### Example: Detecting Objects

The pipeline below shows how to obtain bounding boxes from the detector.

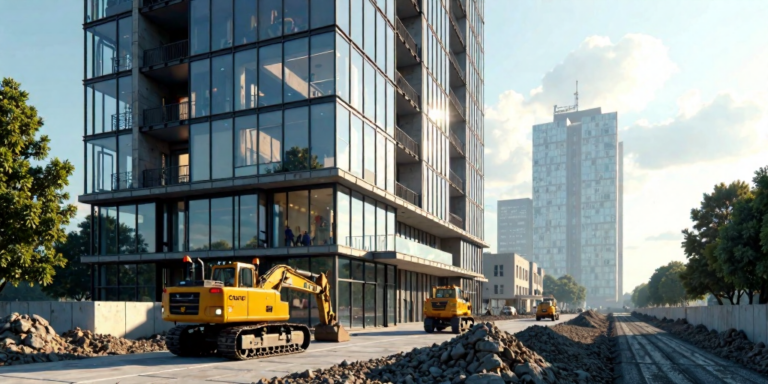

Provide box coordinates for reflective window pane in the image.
[137,203,156,253]
[386,82,395,135]
[364,0,375,59]
[87,0,130,23]
[364,123,375,183]
[283,107,309,171]
[235,115,258,176]
[210,197,233,250]
[350,49,363,111]
[260,0,283,39]
[117,17,132,72]
[310,33,335,98]
[365,283,375,327]
[273,192,287,247]
[118,205,136,254]
[364,62,375,120]
[190,0,210,55]
[376,73,385,128]
[258,111,283,173]
[311,103,335,169]
[239,194,259,249]
[364,197,375,250]
[336,188,350,248]
[212,0,233,50]
[234,0,258,45]
[350,114,363,178]
[311,0,334,29]
[310,189,334,245]
[86,137,116,193]
[88,80,117,134]
[351,0,363,47]
[352,282,363,328]
[211,119,233,179]
[376,202,386,250]
[235,49,257,111]
[284,38,309,103]
[86,21,116,78]
[117,76,132,130]
[351,192,363,247]
[284,0,309,34]
[188,199,210,251]
[336,104,350,171]
[288,190,310,245]
[386,26,394,80]
[386,140,394,192]
[376,132,385,189]
[191,59,210,117]
[117,134,133,189]
[338,280,351,327]
[259,44,282,106]
[212,55,233,114]
[191,122,210,181]
[337,0,350,36]
[171,202,186,252]
[335,34,350,102]
[376,14,385,71]
[99,206,118,255]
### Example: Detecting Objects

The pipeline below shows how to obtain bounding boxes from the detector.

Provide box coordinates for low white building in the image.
[482,253,545,313]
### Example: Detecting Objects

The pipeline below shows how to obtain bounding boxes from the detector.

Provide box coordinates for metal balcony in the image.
[396,72,421,108]
[143,40,189,68]
[111,111,133,131]
[396,127,420,158]
[142,165,190,188]
[111,172,134,191]
[449,13,466,49]
[449,51,465,82]
[449,213,464,229]
[143,101,190,126]
[396,182,420,206]
[112,55,132,72]
[449,169,464,192]
[449,131,465,155]
[449,90,466,120]
[396,17,421,60]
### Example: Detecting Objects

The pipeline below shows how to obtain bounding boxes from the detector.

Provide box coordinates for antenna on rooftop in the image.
[553,80,580,115]
[574,80,579,111]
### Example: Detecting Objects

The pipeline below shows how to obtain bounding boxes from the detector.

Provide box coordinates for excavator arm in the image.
[256,265,349,342]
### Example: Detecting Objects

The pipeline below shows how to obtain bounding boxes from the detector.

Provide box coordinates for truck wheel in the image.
[536,317,540,321]
[424,317,435,333]
[450,317,461,334]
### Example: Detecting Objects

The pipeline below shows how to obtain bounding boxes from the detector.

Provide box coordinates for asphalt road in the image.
[0,315,576,384]
[615,314,768,384]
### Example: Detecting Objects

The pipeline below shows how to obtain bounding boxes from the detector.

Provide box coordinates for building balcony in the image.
[142,165,190,188]
[112,55,132,73]
[111,111,133,131]
[449,169,464,193]
[395,126,420,159]
[395,17,421,62]
[453,0,467,17]
[449,13,466,52]
[449,51,465,83]
[395,71,421,110]
[142,101,190,127]
[393,236,453,266]
[111,172,135,191]
[449,212,464,229]
[396,182,420,206]
[143,40,189,68]
[449,90,466,121]
[449,130,465,157]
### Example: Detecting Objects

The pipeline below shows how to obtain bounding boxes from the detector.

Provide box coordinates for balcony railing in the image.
[143,40,189,67]
[449,13,466,48]
[143,165,190,188]
[395,126,420,157]
[111,111,133,131]
[143,101,190,126]
[449,169,464,191]
[343,235,395,252]
[449,213,464,229]
[396,182,420,206]
[449,90,466,120]
[449,131,465,155]
[111,171,134,191]
[396,72,421,107]
[449,51,465,80]
[395,17,421,58]
[394,237,453,265]
[112,55,132,72]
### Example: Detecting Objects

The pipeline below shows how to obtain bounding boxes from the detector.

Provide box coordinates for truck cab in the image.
[536,296,559,321]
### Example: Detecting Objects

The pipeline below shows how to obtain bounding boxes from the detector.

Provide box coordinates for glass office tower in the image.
[81,0,485,329]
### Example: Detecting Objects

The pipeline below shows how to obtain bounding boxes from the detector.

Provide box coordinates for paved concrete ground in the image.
[0,316,575,384]
[615,314,768,384]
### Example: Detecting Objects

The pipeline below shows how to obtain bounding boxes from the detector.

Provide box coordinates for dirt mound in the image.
[0,313,166,366]
[256,322,568,384]
[634,311,768,375]
[475,314,536,322]
[514,313,615,383]
[564,310,608,329]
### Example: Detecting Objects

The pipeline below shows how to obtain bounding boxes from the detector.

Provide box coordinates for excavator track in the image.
[217,322,311,361]
[166,324,218,357]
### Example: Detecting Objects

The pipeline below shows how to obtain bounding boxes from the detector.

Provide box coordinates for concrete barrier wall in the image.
[636,304,768,346]
[0,301,173,339]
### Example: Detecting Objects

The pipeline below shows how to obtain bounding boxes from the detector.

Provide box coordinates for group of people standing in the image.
[284,225,312,247]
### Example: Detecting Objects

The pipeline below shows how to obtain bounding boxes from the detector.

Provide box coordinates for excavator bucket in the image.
[314,323,350,342]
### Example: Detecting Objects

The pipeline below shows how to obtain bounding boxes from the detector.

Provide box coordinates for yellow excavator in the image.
[161,256,349,360]
[423,285,474,334]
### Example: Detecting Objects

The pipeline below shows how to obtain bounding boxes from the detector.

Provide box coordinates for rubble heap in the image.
[475,314,536,322]
[634,312,768,374]
[257,322,567,384]
[513,311,615,384]
[0,313,166,366]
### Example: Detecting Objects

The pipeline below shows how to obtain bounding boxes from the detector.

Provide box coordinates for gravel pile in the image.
[634,311,768,374]
[513,311,615,384]
[476,314,536,322]
[0,313,167,366]
[256,322,567,384]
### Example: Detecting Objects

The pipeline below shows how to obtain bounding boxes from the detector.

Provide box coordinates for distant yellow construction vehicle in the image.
[161,256,349,360]
[423,285,474,334]
[536,295,559,321]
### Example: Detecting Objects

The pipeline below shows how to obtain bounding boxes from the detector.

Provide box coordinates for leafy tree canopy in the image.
[0,78,77,294]
[42,217,92,301]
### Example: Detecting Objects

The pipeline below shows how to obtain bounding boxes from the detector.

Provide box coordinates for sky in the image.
[1,1,767,296]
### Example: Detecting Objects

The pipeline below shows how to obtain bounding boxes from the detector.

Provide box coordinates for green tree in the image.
[542,274,558,297]
[545,274,586,310]
[0,78,77,294]
[42,217,93,301]
[680,181,750,305]
[659,262,688,306]
[631,283,651,308]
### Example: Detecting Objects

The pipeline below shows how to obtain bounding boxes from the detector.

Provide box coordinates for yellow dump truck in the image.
[162,256,348,360]
[423,285,474,334]
[536,295,559,321]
